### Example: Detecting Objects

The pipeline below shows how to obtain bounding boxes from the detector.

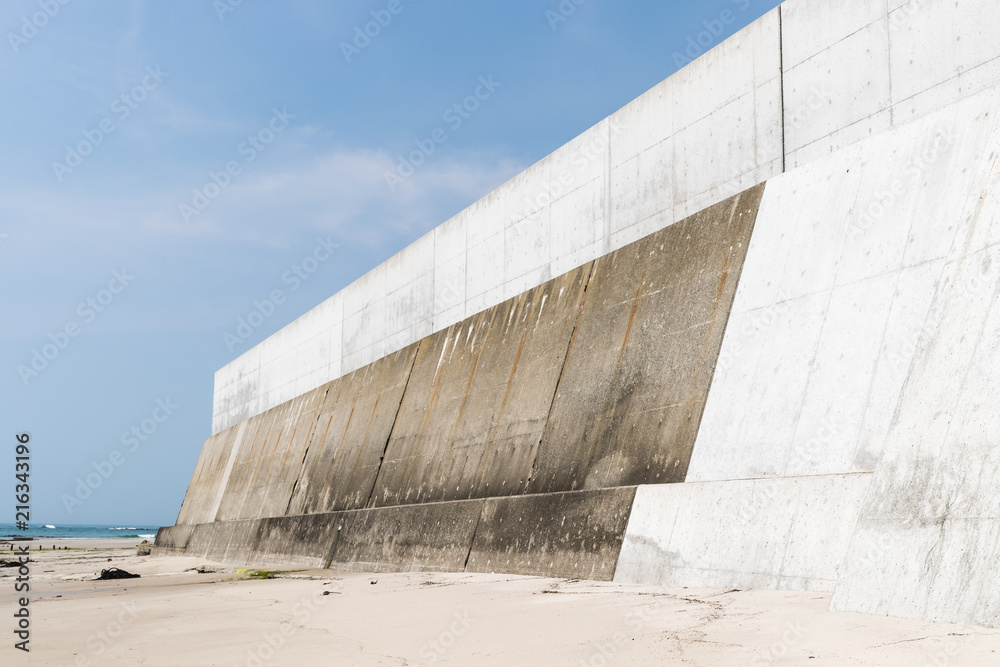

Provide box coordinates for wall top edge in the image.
[213,4,785,380]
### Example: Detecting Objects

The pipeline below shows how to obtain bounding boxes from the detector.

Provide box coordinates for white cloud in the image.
[165,146,525,248]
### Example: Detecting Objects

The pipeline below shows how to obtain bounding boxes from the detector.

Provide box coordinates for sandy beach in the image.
[0,538,998,665]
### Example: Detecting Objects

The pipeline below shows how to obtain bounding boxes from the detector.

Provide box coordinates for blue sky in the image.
[0,0,782,527]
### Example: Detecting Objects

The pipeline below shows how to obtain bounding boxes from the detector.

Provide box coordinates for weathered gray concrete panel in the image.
[175,426,240,525]
[370,267,591,507]
[286,345,418,514]
[157,488,633,581]
[215,388,327,521]
[531,185,764,493]
[329,500,484,573]
[251,514,343,568]
[466,487,636,581]
[152,524,195,556]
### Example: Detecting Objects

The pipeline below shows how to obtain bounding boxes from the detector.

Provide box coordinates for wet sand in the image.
[2,539,1000,665]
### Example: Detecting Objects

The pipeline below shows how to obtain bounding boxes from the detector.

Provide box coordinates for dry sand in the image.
[2,539,999,666]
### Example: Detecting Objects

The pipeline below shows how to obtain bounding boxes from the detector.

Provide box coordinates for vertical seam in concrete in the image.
[364,342,421,509]
[885,0,894,126]
[282,385,333,516]
[463,504,484,570]
[447,315,495,447]
[778,5,786,173]
[210,421,248,522]
[527,261,596,488]
[609,486,639,581]
[604,120,613,254]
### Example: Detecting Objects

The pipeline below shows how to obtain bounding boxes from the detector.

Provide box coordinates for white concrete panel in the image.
[781,0,886,69]
[465,230,505,304]
[786,109,893,169]
[692,291,828,480]
[784,19,891,156]
[888,0,1000,105]
[434,253,466,316]
[501,156,551,233]
[383,232,433,296]
[433,215,466,264]
[669,11,779,130]
[548,178,604,262]
[689,87,1000,482]
[504,213,550,284]
[892,55,1000,127]
[831,125,1000,626]
[615,474,871,591]
[609,80,672,166]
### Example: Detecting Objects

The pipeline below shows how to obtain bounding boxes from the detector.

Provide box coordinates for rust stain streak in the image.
[449,313,495,447]
[278,423,300,473]
[496,303,531,427]
[419,366,446,440]
[528,263,596,488]
[617,269,647,365]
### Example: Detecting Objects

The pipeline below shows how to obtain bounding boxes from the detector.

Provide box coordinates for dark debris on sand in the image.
[96,567,140,580]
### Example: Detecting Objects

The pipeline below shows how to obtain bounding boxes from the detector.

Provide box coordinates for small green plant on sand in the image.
[235,568,279,579]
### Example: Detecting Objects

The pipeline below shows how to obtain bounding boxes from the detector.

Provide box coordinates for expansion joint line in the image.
[526,262,596,487]
[282,385,333,516]
[778,5,786,173]
[363,342,421,509]
[462,508,483,570]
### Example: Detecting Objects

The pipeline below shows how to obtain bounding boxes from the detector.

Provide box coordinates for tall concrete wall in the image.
[163,185,764,582]
[829,114,1000,627]
[213,0,1000,435]
[613,84,1000,627]
[176,185,763,522]
[162,0,1000,631]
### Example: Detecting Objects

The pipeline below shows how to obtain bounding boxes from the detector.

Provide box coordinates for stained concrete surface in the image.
[466,487,637,581]
[531,184,763,493]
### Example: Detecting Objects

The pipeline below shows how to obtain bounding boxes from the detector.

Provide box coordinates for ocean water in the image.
[0,523,158,540]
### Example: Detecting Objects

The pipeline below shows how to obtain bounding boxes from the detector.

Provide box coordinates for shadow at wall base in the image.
[153,486,636,581]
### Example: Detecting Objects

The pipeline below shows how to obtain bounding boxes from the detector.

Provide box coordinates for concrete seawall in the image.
[212,0,1000,435]
[164,185,764,581]
[162,0,1000,629]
